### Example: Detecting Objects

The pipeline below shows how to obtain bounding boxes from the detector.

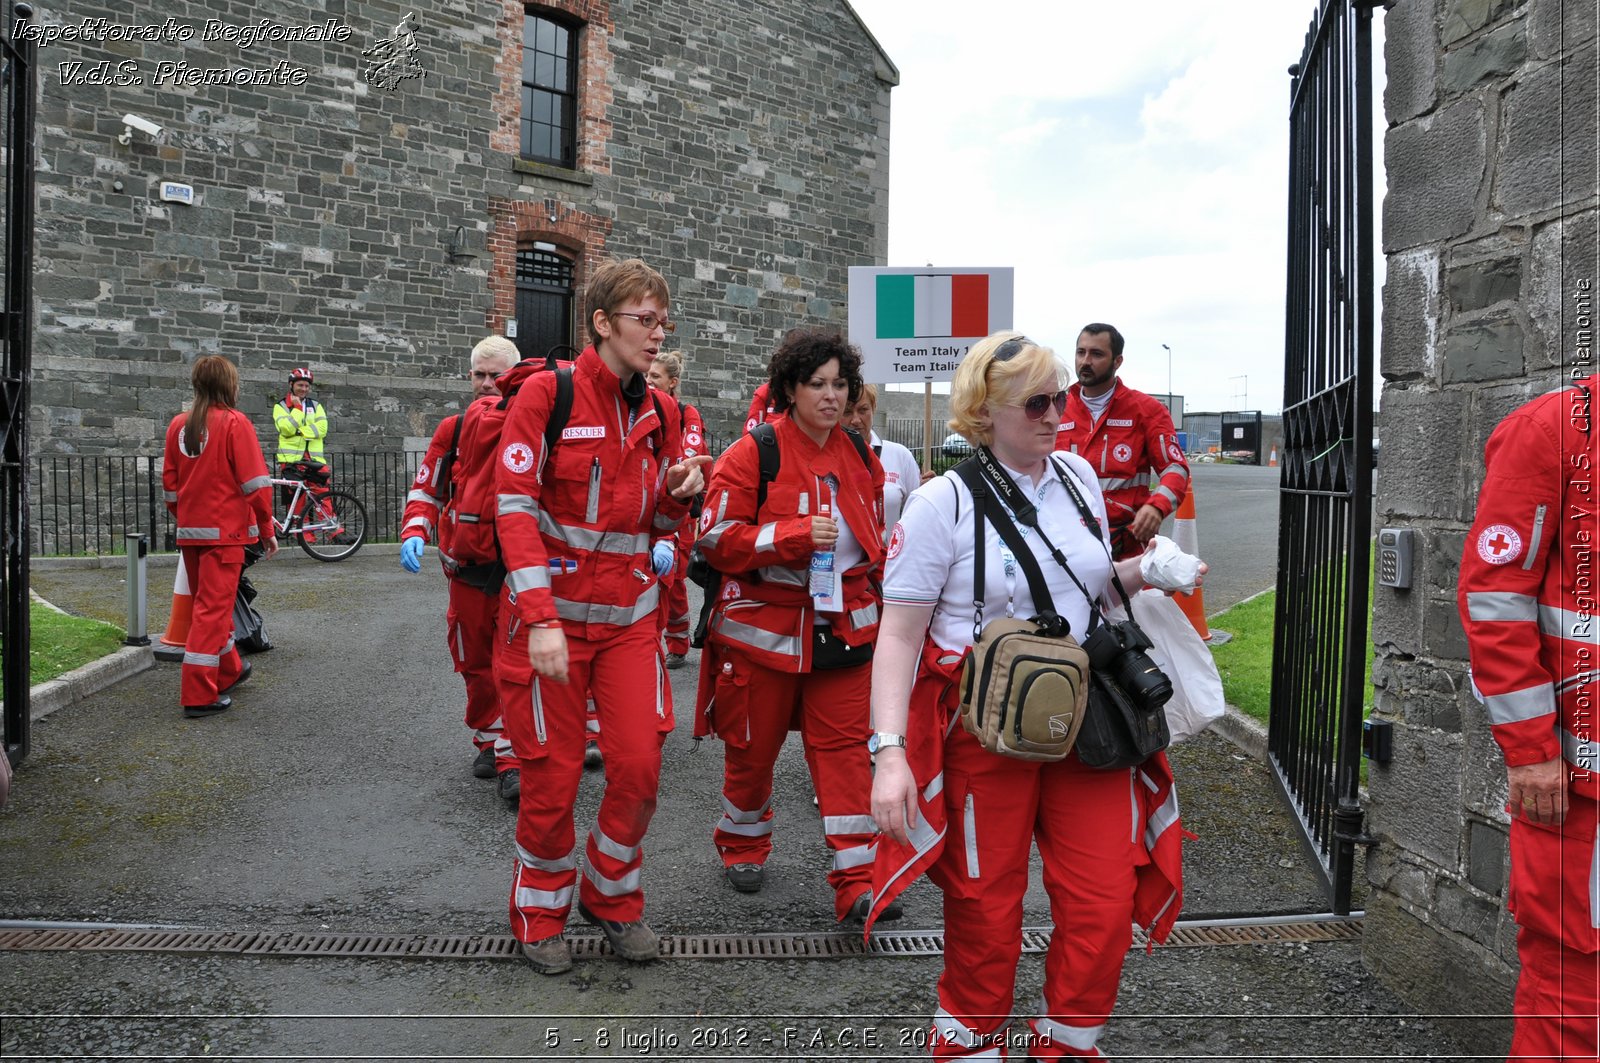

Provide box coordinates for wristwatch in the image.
[867,732,906,754]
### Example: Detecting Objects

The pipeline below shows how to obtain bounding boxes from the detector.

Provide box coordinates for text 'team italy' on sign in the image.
[847,266,1015,383]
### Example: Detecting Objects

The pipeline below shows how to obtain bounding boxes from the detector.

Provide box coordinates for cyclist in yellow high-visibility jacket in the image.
[273,367,328,465]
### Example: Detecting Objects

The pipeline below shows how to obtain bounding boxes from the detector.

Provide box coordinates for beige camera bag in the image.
[958,617,1090,761]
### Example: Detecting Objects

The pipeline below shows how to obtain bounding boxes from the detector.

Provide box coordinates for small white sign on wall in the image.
[159,182,194,205]
[506,320,518,338]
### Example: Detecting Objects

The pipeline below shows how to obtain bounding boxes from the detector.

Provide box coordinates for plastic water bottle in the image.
[809,497,835,601]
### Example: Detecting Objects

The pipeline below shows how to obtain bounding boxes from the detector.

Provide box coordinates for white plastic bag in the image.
[1139,534,1203,593]
[1115,589,1226,743]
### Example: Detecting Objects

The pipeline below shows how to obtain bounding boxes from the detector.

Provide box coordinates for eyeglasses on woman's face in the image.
[610,310,677,334]
[1013,389,1068,421]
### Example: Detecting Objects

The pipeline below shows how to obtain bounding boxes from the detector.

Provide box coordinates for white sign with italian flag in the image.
[848,266,1014,382]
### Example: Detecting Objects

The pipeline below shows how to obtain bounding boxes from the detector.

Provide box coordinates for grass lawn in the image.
[1,602,126,687]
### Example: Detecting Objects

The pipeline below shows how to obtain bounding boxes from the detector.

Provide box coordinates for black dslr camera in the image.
[1082,618,1173,710]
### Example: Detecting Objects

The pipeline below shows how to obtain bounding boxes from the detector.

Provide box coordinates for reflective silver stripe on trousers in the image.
[407,488,439,506]
[754,522,779,553]
[1539,604,1600,642]
[717,815,774,838]
[1484,683,1555,725]
[1144,784,1181,851]
[183,651,221,667]
[714,616,804,658]
[538,510,650,556]
[1466,591,1539,623]
[1032,1012,1105,1052]
[240,475,272,494]
[506,565,552,594]
[1557,670,1600,694]
[1590,824,1599,930]
[933,1009,982,1048]
[497,493,539,519]
[923,772,945,803]
[554,586,659,627]
[832,843,875,871]
[516,843,577,874]
[515,885,573,910]
[722,794,771,823]
[964,793,980,877]
[582,861,642,897]
[177,527,221,539]
[591,828,640,864]
[403,516,434,536]
[823,814,876,836]
[1563,728,1598,773]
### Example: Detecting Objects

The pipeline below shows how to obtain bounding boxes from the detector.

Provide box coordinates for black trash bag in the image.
[235,543,271,654]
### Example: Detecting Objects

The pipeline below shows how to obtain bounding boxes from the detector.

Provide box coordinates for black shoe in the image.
[847,890,902,923]
[666,652,687,670]
[577,899,660,962]
[183,696,232,719]
[497,768,521,804]
[219,660,252,694]
[471,746,497,779]
[583,741,604,770]
[725,863,764,893]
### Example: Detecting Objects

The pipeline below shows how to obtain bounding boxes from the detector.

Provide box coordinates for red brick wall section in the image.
[486,201,614,346]
[492,0,613,171]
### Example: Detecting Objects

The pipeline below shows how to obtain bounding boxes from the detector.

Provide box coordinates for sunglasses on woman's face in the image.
[1017,390,1068,421]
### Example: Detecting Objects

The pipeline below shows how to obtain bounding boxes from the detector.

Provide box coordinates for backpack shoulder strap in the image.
[841,425,873,471]
[438,409,468,499]
[752,421,781,511]
[542,367,574,454]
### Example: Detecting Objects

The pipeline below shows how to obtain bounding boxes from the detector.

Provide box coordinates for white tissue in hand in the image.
[1140,534,1202,593]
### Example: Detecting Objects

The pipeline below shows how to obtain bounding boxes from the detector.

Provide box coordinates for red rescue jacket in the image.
[1458,375,1599,801]
[402,412,461,557]
[1055,383,1190,556]
[493,347,689,639]
[162,407,274,548]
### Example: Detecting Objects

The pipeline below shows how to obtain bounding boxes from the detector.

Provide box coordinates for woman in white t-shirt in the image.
[841,383,925,541]
[867,331,1190,1060]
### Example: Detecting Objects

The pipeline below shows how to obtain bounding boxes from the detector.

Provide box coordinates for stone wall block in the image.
[1530,0,1598,58]
[1528,211,1600,375]
[1466,819,1507,896]
[1442,0,1517,45]
[1436,880,1506,948]
[1374,387,1468,520]
[1446,255,1521,313]
[1498,48,1600,218]
[1443,317,1526,383]
[1381,249,1441,381]
[1442,20,1529,94]
[1386,0,1441,121]
[1384,100,1487,251]
[1366,725,1465,868]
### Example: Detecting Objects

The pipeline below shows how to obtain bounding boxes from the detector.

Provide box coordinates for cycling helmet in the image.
[289,367,314,383]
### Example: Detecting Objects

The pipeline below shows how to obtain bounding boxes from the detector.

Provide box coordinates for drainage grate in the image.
[0,915,1359,962]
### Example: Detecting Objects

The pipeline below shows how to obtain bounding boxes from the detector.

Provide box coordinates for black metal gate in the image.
[1270,0,1378,915]
[0,2,37,770]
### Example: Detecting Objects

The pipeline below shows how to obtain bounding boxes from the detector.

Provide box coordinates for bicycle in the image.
[270,475,368,561]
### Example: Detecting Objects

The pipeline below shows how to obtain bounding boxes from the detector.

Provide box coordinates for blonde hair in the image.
[651,350,683,380]
[858,382,879,409]
[947,331,1064,448]
[471,335,520,370]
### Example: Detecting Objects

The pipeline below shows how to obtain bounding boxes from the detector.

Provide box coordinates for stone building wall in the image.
[1364,0,1596,1046]
[26,1,893,457]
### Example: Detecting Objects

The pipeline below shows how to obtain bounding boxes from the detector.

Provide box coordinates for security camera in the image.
[118,113,162,145]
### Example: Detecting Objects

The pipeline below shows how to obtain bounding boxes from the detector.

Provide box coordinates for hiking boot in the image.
[583,741,604,770]
[183,696,232,719]
[725,863,764,894]
[219,660,252,694]
[497,768,521,804]
[847,890,902,923]
[577,900,660,962]
[471,746,496,779]
[520,935,572,975]
[666,652,687,670]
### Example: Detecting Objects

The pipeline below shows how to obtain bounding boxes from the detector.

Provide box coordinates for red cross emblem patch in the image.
[501,441,535,474]
[1113,443,1133,464]
[887,522,906,560]
[1476,524,1522,565]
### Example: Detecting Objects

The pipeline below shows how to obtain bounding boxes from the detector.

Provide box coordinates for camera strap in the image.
[1047,457,1140,620]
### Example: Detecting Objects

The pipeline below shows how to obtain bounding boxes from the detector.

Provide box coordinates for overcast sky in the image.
[845,0,1386,415]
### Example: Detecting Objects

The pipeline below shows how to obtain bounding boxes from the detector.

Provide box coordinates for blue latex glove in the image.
[400,537,425,573]
[651,540,675,577]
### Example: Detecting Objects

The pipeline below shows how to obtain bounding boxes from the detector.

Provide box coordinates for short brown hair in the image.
[585,258,670,343]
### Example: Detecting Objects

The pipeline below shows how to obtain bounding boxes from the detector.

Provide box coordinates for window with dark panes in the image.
[514,246,575,362]
[522,12,578,168]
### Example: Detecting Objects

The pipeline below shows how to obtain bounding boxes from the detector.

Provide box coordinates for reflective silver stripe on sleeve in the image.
[163,490,177,503]
[403,516,434,536]
[581,862,642,897]
[1483,682,1555,725]
[1563,728,1598,773]
[1523,504,1547,571]
[591,828,640,864]
[822,814,876,836]
[756,564,806,587]
[516,843,577,873]
[498,493,539,519]
[832,843,875,871]
[1031,1014,1105,1052]
[1152,485,1180,507]
[653,511,680,533]
[1101,473,1151,491]
[1158,462,1189,482]
[713,615,804,658]
[700,519,737,552]
[1467,591,1539,623]
[183,651,221,667]
[506,566,552,595]
[849,602,880,630]
[240,475,272,494]
[1144,785,1181,852]
[407,488,440,506]
[176,527,220,539]
[246,525,258,538]
[754,522,779,552]
[1538,604,1600,642]
[553,586,660,627]
[515,885,573,910]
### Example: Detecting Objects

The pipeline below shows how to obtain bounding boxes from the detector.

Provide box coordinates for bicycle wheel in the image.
[297,490,368,561]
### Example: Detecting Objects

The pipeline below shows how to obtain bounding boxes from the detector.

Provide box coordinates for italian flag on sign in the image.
[875,273,990,339]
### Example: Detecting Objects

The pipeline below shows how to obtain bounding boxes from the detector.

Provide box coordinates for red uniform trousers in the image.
[496,612,672,943]
[1507,795,1599,1062]
[178,546,246,708]
[445,576,513,770]
[711,647,875,920]
[930,727,1144,1060]
[663,537,692,656]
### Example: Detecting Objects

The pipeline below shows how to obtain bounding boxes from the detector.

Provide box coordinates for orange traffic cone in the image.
[1170,486,1213,641]
[153,553,193,663]
[1268,446,1278,467]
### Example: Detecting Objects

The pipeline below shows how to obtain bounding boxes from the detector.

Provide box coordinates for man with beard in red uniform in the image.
[1054,323,1189,560]
[1459,374,1599,1061]
[492,258,711,976]
[400,335,522,800]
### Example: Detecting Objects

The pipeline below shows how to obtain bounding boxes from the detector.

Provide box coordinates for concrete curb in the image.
[30,541,401,571]
[13,644,154,724]
[1211,705,1270,761]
